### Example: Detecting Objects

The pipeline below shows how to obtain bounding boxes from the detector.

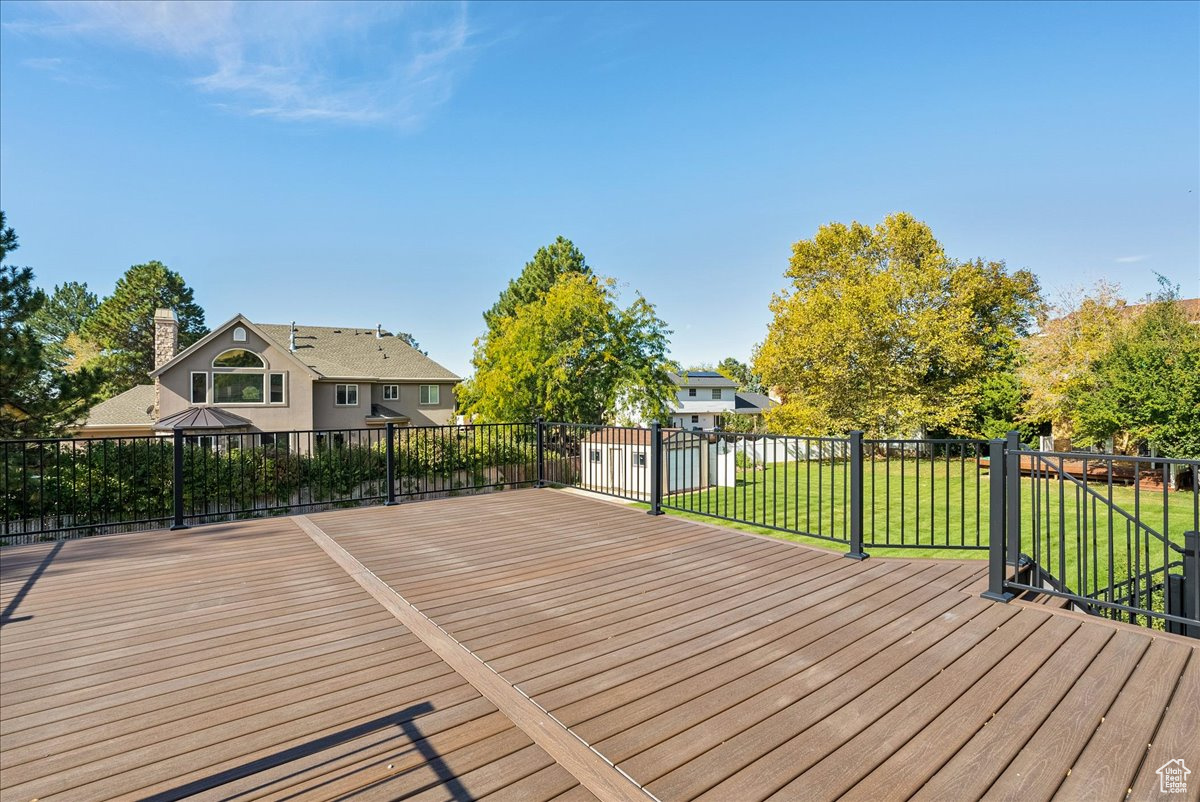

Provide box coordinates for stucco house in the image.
[667,370,776,430]
[79,310,460,439]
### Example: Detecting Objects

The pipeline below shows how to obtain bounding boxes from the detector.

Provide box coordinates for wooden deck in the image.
[1,489,1197,801]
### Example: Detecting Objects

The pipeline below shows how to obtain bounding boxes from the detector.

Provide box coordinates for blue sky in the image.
[2,1,1197,377]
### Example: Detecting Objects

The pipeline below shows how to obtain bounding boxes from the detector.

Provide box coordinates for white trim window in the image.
[419,385,440,405]
[211,348,267,404]
[589,449,602,463]
[190,372,208,404]
[711,388,722,400]
[631,452,646,468]
[269,373,285,404]
[383,384,400,401]
[335,384,359,406]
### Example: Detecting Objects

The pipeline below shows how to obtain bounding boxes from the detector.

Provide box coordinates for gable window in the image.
[335,384,359,406]
[688,388,697,398]
[233,326,247,342]
[383,384,400,401]
[711,388,722,400]
[213,349,264,368]
[190,372,207,404]
[269,373,285,404]
[419,385,440,405]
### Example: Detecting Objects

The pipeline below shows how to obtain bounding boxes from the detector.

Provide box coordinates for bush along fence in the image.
[2,420,1196,636]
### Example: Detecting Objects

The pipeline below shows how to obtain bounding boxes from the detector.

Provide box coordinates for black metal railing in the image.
[3,420,1197,637]
[1,422,537,545]
[994,445,1200,635]
[863,438,990,550]
[659,431,855,547]
[539,422,658,504]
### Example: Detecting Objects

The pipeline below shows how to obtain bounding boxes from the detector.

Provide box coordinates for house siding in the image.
[311,381,457,428]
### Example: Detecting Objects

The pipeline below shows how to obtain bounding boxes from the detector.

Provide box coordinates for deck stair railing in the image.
[989,440,1199,637]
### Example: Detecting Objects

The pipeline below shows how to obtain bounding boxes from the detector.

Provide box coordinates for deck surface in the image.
[1,488,1197,801]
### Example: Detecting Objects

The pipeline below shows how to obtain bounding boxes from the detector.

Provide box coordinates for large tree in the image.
[484,236,591,327]
[1018,281,1128,439]
[82,261,207,396]
[1071,282,1200,457]
[754,213,1042,436]
[461,273,673,424]
[0,212,100,437]
[27,281,98,372]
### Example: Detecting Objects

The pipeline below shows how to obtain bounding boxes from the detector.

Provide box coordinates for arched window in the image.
[232,326,247,342]
[213,349,265,368]
[212,348,268,403]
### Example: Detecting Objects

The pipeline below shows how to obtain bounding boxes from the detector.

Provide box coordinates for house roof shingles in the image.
[256,324,461,382]
[735,391,777,414]
[83,385,157,428]
[667,371,739,388]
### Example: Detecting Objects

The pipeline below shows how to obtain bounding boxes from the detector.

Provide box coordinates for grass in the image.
[640,458,1198,609]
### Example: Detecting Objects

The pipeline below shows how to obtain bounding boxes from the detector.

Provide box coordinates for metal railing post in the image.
[384,422,398,506]
[170,429,187,531]
[981,438,1012,601]
[535,417,546,488]
[1173,531,1200,638]
[846,431,867,560]
[1005,430,1022,566]
[648,422,664,515]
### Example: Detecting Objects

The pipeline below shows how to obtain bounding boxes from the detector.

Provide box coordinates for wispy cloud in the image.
[1114,254,1150,263]
[6,1,475,127]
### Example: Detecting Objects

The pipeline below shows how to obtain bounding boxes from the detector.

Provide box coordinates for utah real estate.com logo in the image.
[1156,759,1190,795]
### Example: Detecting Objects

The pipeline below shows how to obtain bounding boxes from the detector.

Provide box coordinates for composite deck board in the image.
[2,487,1196,801]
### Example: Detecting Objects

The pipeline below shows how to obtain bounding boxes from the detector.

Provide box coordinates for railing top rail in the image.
[1023,448,1200,466]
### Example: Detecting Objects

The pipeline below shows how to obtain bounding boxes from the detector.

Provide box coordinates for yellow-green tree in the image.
[755,213,1041,436]
[1018,281,1128,440]
[460,273,673,424]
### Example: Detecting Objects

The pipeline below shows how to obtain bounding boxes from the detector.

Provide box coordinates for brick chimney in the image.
[153,309,178,418]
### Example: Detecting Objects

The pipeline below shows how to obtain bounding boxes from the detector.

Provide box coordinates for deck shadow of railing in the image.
[141,701,475,801]
[0,540,63,627]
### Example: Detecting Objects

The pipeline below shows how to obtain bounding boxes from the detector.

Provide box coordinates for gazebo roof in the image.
[153,407,252,431]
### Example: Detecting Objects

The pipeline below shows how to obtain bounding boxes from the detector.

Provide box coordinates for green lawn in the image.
[645,459,1197,612]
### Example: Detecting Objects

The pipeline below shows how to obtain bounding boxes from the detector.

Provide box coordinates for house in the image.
[78,310,460,439]
[580,427,708,497]
[667,370,776,430]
